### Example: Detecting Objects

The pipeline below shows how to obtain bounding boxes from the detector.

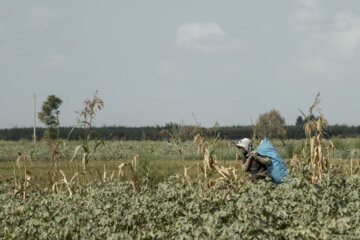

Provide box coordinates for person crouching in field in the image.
[235,138,273,182]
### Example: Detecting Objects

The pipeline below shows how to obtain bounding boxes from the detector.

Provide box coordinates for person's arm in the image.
[241,156,252,172]
[255,155,272,166]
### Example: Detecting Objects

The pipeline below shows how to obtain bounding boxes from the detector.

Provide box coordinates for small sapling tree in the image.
[38,95,63,166]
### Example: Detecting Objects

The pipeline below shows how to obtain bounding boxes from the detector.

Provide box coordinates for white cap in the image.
[236,138,252,153]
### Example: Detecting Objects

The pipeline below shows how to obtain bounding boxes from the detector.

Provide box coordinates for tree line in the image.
[0,124,359,141]
[3,93,358,141]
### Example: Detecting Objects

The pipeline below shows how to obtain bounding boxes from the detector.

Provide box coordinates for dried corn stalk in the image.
[214,165,237,182]
[301,93,333,183]
[184,166,192,185]
[292,154,302,171]
[204,149,216,172]
[16,154,31,168]
[349,149,358,176]
[118,163,126,180]
[22,169,32,200]
[194,133,205,157]
[203,147,238,185]
[25,171,32,188]
[117,156,141,194]
[52,170,77,199]
[110,170,115,179]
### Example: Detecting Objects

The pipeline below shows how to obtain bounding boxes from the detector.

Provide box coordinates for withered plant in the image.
[300,93,334,183]
[118,155,141,193]
[69,91,104,170]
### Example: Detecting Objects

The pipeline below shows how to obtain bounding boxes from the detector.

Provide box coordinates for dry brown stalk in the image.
[77,164,80,186]
[128,163,140,194]
[214,165,233,182]
[349,149,357,176]
[16,156,21,169]
[292,154,302,171]
[52,170,77,199]
[306,116,326,183]
[13,169,19,192]
[16,154,31,169]
[117,157,141,194]
[25,171,32,188]
[52,182,58,199]
[96,169,104,185]
[23,167,28,200]
[184,166,191,185]
[132,155,138,172]
[59,170,73,197]
[103,165,107,179]
[110,170,115,179]
[204,149,216,172]
[300,93,333,183]
[202,147,238,186]
[118,163,126,180]
[194,134,206,157]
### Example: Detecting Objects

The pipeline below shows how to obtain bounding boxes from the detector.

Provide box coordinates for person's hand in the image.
[248,151,257,158]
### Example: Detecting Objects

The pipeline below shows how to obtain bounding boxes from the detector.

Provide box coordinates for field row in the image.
[1,138,359,162]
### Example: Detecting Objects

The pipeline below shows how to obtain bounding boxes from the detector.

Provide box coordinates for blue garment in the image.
[256,138,288,184]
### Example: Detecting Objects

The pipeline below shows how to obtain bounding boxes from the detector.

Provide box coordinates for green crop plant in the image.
[353,136,360,149]
[331,137,347,150]
[1,167,360,239]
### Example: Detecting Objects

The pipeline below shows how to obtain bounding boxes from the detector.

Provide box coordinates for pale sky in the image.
[1,0,360,128]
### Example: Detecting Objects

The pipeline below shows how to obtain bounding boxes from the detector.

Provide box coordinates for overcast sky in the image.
[1,0,360,128]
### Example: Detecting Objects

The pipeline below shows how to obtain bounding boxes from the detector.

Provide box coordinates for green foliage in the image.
[1,138,359,189]
[255,109,287,139]
[283,142,295,159]
[0,138,358,164]
[296,114,319,126]
[295,115,304,126]
[38,95,62,127]
[1,124,360,141]
[278,140,304,160]
[1,168,360,239]
[331,137,347,151]
[38,95,62,140]
[352,136,360,149]
[38,95,63,166]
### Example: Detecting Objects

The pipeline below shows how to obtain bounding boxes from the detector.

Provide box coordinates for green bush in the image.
[283,142,295,159]
[1,168,360,239]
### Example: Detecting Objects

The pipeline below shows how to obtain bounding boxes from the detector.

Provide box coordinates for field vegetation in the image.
[0,136,360,239]
[1,93,360,238]
[0,138,359,184]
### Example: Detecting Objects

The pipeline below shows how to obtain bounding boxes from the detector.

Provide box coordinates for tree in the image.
[38,95,63,167]
[255,109,287,139]
[296,114,319,126]
[296,116,305,126]
[38,95,63,140]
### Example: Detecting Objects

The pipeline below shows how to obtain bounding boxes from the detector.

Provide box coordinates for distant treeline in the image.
[0,124,359,141]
